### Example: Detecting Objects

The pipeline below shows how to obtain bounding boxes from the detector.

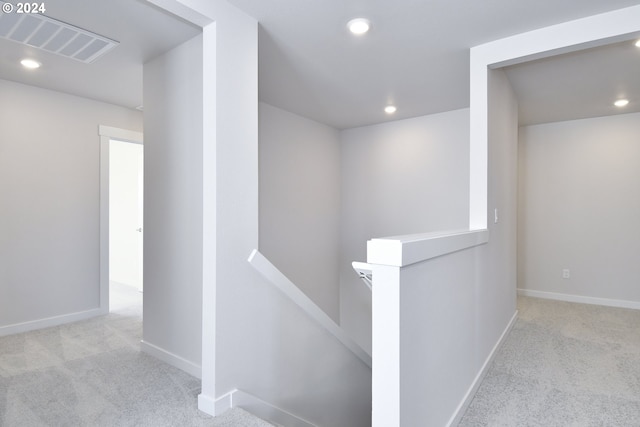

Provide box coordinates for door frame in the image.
[99,125,144,314]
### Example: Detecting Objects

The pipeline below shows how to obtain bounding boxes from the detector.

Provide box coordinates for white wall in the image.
[340,109,470,353]
[254,104,371,425]
[479,67,519,361]
[0,79,142,333]
[398,244,486,426]
[518,112,640,305]
[370,69,518,426]
[143,34,203,372]
[162,5,372,424]
[259,103,341,321]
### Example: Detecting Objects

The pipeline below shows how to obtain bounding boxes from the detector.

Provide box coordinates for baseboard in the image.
[518,289,640,310]
[447,309,518,426]
[0,308,103,337]
[140,340,202,378]
[197,392,217,415]
[212,389,316,427]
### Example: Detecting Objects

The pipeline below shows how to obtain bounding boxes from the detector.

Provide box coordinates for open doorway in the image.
[109,138,144,314]
[99,125,143,316]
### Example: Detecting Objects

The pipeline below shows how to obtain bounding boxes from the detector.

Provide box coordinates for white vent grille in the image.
[0,2,118,63]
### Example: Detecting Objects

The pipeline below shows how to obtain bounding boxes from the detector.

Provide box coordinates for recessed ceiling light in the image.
[20,58,41,69]
[347,18,370,35]
[614,99,629,107]
[384,105,397,114]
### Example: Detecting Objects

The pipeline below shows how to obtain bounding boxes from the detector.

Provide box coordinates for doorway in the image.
[109,138,144,312]
[99,125,144,315]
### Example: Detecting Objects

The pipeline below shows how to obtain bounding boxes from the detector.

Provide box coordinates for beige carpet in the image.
[459,296,640,426]
[0,284,272,426]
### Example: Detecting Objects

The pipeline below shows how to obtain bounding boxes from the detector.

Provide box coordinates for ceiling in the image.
[0,0,200,110]
[0,0,639,127]
[504,39,640,126]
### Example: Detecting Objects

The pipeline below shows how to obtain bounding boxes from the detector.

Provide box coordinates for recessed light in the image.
[614,99,629,107]
[347,18,370,35]
[384,105,397,114]
[20,58,41,69]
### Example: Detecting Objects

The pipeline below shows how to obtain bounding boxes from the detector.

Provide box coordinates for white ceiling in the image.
[0,0,638,127]
[504,39,640,126]
[0,0,200,110]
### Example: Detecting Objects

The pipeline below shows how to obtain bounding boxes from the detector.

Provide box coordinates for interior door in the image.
[109,139,144,291]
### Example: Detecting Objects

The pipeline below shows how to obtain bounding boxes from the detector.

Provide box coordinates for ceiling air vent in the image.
[0,2,118,63]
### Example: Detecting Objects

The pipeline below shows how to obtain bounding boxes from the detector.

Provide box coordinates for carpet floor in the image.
[9,291,636,426]
[459,296,640,426]
[0,283,272,426]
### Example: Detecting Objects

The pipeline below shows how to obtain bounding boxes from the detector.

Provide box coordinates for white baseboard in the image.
[197,392,217,415]
[518,289,640,310]
[447,309,518,426]
[212,389,316,427]
[140,340,202,378]
[0,308,103,337]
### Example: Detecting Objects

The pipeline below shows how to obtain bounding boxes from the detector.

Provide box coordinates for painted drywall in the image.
[109,139,144,290]
[370,68,519,426]
[340,109,471,353]
[161,4,372,424]
[0,79,142,332]
[258,102,341,321]
[397,244,487,426]
[518,112,640,304]
[142,34,204,372]
[477,67,519,364]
